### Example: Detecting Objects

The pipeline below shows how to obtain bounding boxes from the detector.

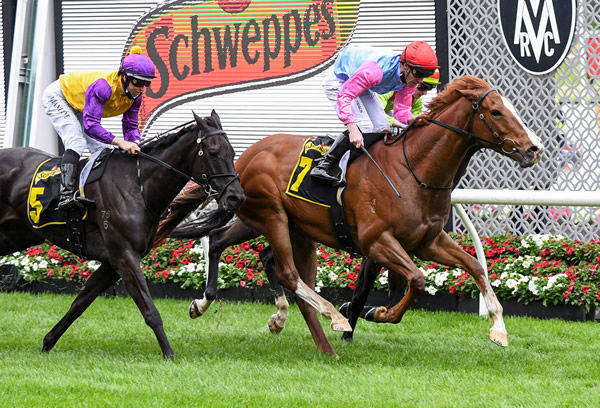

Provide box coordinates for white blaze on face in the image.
[501,96,544,149]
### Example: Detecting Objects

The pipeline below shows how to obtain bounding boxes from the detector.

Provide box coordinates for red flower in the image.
[581,286,591,295]
[562,291,571,298]
[327,260,335,267]
[240,280,246,288]
[241,242,251,250]
[490,273,498,279]
[348,281,356,290]
[26,246,44,257]
[225,255,234,263]
[449,286,456,294]
[246,271,255,281]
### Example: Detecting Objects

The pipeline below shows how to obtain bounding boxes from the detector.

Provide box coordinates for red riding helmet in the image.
[400,41,439,77]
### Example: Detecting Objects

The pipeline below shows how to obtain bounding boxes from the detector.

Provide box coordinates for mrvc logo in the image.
[498,0,576,75]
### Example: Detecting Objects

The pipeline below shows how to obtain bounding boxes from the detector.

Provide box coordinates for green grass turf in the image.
[0,292,598,407]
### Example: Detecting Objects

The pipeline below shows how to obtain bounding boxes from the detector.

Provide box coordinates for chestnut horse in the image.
[0,111,245,358]
[158,76,543,357]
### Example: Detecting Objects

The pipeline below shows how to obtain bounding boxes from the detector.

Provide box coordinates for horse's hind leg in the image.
[290,236,337,357]
[341,257,380,341]
[190,219,259,318]
[259,246,289,334]
[415,231,508,347]
[42,262,119,353]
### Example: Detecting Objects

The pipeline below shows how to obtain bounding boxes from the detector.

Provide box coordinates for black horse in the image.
[0,110,245,358]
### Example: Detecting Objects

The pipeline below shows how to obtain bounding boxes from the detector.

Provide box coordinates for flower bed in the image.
[2,233,600,313]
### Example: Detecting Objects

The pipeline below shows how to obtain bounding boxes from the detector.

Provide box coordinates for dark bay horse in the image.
[158,76,543,357]
[0,110,244,358]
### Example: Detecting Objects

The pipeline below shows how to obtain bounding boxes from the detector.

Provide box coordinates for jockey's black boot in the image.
[310,132,352,184]
[57,163,78,210]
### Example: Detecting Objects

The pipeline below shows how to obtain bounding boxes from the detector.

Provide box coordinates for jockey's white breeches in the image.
[42,80,105,156]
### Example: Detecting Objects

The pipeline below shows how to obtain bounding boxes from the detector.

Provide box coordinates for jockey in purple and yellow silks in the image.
[311,41,439,185]
[42,46,155,209]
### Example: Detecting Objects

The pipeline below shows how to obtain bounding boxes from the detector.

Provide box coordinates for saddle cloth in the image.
[285,136,349,207]
[27,149,113,229]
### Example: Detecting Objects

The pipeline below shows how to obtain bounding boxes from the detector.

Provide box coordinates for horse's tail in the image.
[170,209,235,239]
[154,184,209,246]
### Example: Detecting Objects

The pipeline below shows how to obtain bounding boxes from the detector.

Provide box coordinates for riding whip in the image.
[359,146,401,198]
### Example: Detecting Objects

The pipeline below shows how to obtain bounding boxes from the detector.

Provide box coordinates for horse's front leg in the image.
[42,262,119,353]
[367,232,425,324]
[116,251,175,359]
[189,220,259,318]
[414,231,508,347]
[259,245,289,334]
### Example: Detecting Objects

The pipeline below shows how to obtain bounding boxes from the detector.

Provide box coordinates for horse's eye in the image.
[491,110,502,117]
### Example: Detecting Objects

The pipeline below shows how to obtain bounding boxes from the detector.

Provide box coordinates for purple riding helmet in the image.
[119,46,156,99]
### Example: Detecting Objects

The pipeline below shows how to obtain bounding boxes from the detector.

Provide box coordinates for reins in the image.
[133,123,239,216]
[384,87,510,191]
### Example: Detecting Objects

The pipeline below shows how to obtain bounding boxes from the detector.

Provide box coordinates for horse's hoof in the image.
[267,314,285,334]
[341,331,354,342]
[163,352,177,360]
[339,302,350,318]
[371,306,387,322]
[489,329,508,348]
[363,307,378,321]
[331,318,352,332]
[189,299,202,319]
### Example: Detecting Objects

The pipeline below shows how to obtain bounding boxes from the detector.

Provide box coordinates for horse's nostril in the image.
[225,194,245,209]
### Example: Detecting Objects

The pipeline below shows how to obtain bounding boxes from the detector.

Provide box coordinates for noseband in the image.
[390,88,517,190]
[427,88,518,155]
[193,128,240,202]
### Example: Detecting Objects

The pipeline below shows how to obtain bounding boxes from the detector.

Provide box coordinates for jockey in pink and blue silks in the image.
[42,46,155,209]
[311,41,439,185]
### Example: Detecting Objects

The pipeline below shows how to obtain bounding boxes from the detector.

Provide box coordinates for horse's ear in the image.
[456,88,482,102]
[210,110,222,129]
[193,111,207,129]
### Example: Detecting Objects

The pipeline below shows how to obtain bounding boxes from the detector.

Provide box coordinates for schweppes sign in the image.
[123,0,360,133]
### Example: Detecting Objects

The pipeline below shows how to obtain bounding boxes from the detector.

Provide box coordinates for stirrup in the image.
[75,196,96,207]
[57,198,77,210]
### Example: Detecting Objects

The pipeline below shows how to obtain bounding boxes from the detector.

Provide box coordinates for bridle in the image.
[386,88,518,190]
[135,122,240,215]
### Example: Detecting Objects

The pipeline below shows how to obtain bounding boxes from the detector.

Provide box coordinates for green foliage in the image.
[0,293,599,407]
[2,233,600,311]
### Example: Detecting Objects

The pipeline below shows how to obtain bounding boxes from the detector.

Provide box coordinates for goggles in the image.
[417,82,435,91]
[128,76,151,87]
[409,66,436,79]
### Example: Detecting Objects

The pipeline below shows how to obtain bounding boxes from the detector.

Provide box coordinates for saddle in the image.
[26,149,114,258]
[285,133,384,254]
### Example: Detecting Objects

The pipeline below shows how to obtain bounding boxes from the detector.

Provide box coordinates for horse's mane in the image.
[141,124,196,155]
[423,75,491,119]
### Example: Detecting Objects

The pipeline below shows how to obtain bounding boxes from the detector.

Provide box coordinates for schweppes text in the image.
[124,0,359,131]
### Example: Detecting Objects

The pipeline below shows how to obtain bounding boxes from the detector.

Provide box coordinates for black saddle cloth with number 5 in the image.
[27,149,113,228]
